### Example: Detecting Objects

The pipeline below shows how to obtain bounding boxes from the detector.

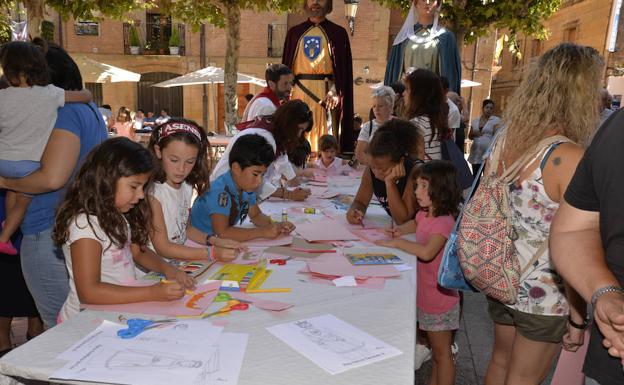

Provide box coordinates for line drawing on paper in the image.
[294,320,369,360]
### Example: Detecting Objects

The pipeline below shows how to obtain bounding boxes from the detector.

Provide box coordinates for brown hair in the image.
[413,160,461,218]
[271,99,313,154]
[403,69,449,144]
[0,41,50,87]
[318,134,338,152]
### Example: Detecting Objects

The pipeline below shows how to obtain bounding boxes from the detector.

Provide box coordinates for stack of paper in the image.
[294,219,359,242]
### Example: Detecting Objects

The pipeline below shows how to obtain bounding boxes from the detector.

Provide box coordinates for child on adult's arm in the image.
[187,134,295,243]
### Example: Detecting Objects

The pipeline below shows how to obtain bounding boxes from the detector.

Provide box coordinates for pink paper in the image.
[550,329,589,385]
[350,228,390,243]
[228,292,293,311]
[294,219,359,242]
[298,265,386,289]
[306,253,401,279]
[81,281,221,316]
[243,235,293,248]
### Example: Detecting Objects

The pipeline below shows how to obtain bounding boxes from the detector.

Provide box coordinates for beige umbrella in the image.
[151,66,266,88]
[73,56,141,83]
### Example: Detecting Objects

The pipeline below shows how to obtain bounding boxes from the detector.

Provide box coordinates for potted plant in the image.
[129,25,140,54]
[168,27,180,55]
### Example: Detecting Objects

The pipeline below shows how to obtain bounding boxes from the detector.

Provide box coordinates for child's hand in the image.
[346,208,364,225]
[262,223,285,239]
[384,162,405,184]
[278,221,295,235]
[301,169,316,178]
[213,237,248,252]
[153,280,185,301]
[169,269,196,290]
[286,187,311,201]
[385,227,403,238]
[213,246,238,262]
[375,239,401,248]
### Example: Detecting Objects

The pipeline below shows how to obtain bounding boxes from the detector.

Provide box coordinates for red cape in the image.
[282,18,354,152]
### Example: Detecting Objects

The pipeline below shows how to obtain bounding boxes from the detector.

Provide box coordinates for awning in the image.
[152,66,266,88]
[73,56,141,83]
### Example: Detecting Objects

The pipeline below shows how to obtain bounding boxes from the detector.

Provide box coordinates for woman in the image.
[482,43,604,385]
[112,107,134,140]
[403,68,448,161]
[211,99,314,202]
[355,86,395,166]
[468,99,501,175]
[0,43,108,328]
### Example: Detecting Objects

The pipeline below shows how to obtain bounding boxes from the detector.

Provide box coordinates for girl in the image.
[403,68,449,161]
[346,119,423,226]
[310,135,349,174]
[147,118,243,261]
[53,137,194,322]
[0,40,91,256]
[376,160,461,385]
[112,107,134,140]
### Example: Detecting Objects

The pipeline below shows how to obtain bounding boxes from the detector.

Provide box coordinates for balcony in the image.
[123,21,186,56]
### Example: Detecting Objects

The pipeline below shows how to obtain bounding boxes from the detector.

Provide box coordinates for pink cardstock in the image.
[228,292,293,311]
[294,219,360,242]
[305,253,401,279]
[349,228,391,244]
[297,265,386,289]
[243,235,293,248]
[81,281,221,316]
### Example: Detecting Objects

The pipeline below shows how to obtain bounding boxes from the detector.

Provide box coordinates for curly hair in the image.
[502,43,604,161]
[413,160,461,218]
[148,118,210,196]
[368,119,423,163]
[53,137,155,248]
[403,69,449,145]
[271,99,313,154]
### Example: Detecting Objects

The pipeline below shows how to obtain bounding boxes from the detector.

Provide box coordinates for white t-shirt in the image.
[411,116,442,161]
[0,85,65,161]
[314,157,344,173]
[149,181,193,246]
[60,214,137,322]
[447,99,461,133]
[357,120,380,143]
[242,97,277,122]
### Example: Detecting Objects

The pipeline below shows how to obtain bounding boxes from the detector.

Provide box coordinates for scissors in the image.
[215,292,252,303]
[200,299,249,319]
[116,318,177,339]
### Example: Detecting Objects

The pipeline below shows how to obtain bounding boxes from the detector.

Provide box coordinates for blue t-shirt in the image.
[190,171,257,235]
[21,102,108,235]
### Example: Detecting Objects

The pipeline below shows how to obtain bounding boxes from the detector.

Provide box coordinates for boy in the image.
[187,134,294,243]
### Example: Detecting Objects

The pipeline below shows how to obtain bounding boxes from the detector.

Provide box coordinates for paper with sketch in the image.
[82,281,221,316]
[294,219,359,242]
[266,314,402,375]
[349,228,390,243]
[52,320,247,385]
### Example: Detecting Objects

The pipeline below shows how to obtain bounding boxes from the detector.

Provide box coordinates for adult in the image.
[98,104,113,130]
[133,109,145,131]
[440,76,461,141]
[212,100,314,202]
[384,0,461,93]
[481,43,604,385]
[155,108,170,125]
[242,64,294,121]
[355,86,395,166]
[403,68,448,161]
[599,88,614,126]
[467,99,500,175]
[282,0,354,153]
[143,111,156,128]
[112,106,134,140]
[0,43,108,327]
[447,91,468,153]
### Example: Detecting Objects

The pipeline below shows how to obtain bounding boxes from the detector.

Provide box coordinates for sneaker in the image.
[451,342,459,356]
[0,241,17,255]
[415,344,432,370]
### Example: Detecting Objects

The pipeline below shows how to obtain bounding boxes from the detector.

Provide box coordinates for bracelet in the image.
[205,233,217,246]
[568,315,589,330]
[590,285,624,309]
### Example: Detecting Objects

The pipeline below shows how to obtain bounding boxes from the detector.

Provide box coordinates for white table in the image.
[0,176,416,385]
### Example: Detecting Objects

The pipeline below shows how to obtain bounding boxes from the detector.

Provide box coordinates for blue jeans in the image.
[20,227,69,328]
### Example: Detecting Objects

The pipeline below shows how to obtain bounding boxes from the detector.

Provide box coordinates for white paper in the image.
[394,264,413,272]
[332,276,357,287]
[52,321,247,385]
[266,314,402,375]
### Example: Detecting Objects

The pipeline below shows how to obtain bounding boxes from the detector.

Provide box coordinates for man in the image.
[282,0,354,153]
[242,64,294,121]
[155,108,171,125]
[550,109,624,385]
[385,0,461,93]
[440,76,461,141]
[600,88,614,125]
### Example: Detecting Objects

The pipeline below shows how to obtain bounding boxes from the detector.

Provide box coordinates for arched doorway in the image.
[137,72,183,117]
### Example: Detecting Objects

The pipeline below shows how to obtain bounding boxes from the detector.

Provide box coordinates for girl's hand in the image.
[384,162,405,184]
[346,208,364,225]
[168,269,196,290]
[301,169,316,178]
[213,237,248,252]
[375,239,401,248]
[562,324,585,352]
[384,227,403,238]
[213,246,238,262]
[153,280,185,301]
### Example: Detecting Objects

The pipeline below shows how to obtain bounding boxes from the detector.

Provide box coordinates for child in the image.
[309,135,349,174]
[147,119,244,261]
[187,134,295,243]
[376,160,461,385]
[346,119,423,226]
[0,40,91,255]
[53,138,195,322]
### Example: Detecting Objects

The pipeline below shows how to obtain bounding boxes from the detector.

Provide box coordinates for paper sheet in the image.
[349,228,391,244]
[229,291,293,311]
[294,219,359,242]
[306,253,401,279]
[332,276,357,287]
[266,314,402,375]
[243,235,293,247]
[82,281,221,316]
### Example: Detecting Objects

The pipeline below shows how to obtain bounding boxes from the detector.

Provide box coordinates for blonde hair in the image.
[502,43,604,161]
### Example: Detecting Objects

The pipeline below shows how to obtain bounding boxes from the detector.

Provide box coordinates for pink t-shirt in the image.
[415,210,459,314]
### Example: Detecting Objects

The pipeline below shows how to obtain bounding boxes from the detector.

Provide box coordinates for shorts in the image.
[418,303,460,331]
[0,159,40,178]
[487,297,567,343]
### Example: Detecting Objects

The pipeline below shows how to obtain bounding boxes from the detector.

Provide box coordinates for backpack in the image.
[456,133,570,304]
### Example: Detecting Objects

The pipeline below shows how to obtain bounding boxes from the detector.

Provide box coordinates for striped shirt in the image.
[411,116,441,161]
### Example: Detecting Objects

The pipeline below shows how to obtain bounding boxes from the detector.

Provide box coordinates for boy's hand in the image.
[278,221,295,234]
[262,223,286,239]
[213,246,238,262]
[153,280,185,301]
[286,187,311,201]
[81,88,93,103]
[346,208,364,225]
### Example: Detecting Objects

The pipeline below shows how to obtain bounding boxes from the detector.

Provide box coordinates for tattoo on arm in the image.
[552,157,562,166]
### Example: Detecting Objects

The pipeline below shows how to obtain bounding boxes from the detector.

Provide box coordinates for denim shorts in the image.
[0,159,40,178]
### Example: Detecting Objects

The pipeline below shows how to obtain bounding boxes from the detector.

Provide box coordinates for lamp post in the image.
[344,0,360,36]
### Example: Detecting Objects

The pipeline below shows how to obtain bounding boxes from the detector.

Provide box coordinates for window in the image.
[564,22,580,43]
[74,21,99,36]
[145,13,171,52]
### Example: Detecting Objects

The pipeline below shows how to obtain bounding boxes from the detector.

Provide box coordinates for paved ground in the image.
[416,292,556,385]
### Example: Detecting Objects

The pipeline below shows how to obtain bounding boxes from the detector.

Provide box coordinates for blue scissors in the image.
[117,318,177,339]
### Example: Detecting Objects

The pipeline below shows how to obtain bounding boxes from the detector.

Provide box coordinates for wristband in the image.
[591,285,624,309]
[205,233,217,246]
[568,315,589,330]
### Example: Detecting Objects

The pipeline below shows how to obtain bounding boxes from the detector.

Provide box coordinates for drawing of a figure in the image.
[295,320,367,360]
[105,349,202,369]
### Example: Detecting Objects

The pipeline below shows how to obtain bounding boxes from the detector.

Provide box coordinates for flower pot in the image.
[169,46,179,55]
[130,46,140,55]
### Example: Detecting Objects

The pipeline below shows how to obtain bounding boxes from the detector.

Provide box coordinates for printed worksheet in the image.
[266,314,402,375]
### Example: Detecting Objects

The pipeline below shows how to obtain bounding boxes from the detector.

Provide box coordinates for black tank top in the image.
[370,158,418,216]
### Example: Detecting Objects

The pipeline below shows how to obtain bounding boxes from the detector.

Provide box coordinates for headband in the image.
[157,121,203,144]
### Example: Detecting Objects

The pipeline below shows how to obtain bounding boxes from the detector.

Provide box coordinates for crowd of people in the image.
[1,1,624,385]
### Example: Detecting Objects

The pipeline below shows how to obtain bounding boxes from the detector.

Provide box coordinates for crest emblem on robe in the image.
[303,36,321,60]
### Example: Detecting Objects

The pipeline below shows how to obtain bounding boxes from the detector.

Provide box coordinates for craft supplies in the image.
[117,318,177,339]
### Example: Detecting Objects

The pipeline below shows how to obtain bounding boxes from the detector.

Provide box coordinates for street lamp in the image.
[344,0,360,36]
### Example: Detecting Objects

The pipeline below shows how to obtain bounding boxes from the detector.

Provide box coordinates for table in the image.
[0,176,416,385]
